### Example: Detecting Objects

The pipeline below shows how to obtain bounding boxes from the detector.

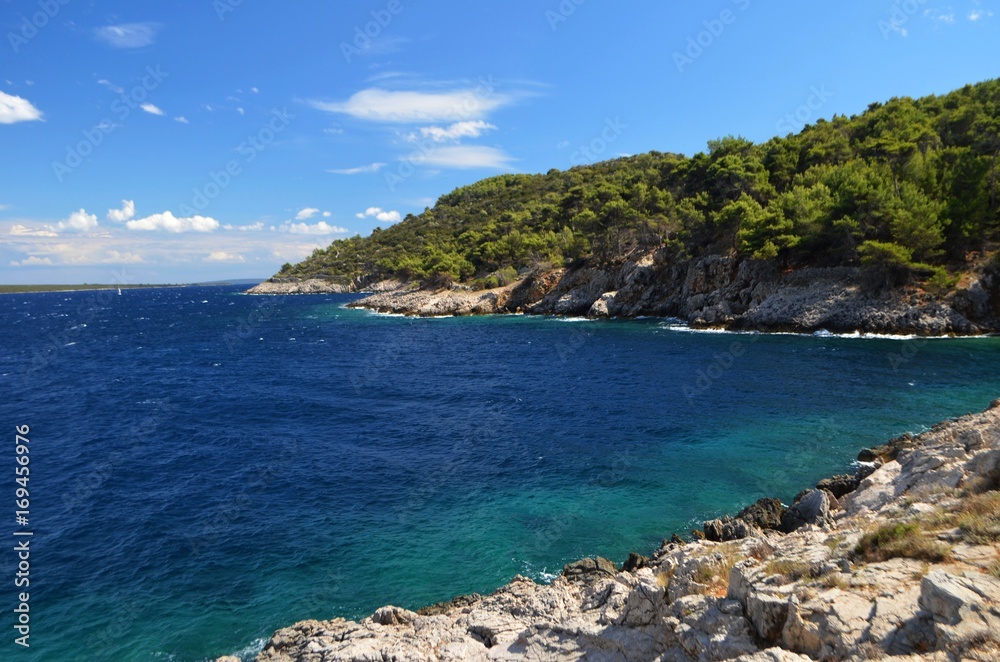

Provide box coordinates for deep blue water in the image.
[1,284,999,661]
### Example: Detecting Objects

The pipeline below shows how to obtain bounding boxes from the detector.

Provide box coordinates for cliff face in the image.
[225,401,1000,662]
[346,250,1000,336]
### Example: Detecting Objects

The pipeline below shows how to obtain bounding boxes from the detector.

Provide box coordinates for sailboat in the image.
[117,287,122,296]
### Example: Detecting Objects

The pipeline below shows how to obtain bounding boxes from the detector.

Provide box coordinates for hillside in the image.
[272,80,1000,293]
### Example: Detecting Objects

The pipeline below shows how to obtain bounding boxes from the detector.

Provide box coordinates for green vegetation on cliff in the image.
[280,80,1000,288]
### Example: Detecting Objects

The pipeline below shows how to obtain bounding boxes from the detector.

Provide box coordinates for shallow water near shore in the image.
[2,284,999,661]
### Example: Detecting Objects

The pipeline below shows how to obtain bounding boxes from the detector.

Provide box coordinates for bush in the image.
[854,521,950,563]
[923,266,959,294]
[956,491,1000,544]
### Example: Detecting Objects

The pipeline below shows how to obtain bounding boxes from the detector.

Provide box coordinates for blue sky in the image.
[1,0,997,284]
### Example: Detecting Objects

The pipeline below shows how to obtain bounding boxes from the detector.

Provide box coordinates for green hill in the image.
[276,80,1000,291]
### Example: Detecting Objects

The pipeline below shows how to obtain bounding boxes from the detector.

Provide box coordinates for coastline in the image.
[247,250,1000,337]
[222,401,1000,662]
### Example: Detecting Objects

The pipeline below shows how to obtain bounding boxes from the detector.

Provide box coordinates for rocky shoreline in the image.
[248,250,1000,336]
[220,401,1000,662]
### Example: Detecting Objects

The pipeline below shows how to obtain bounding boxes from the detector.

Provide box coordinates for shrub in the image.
[854,521,951,563]
[956,491,1000,544]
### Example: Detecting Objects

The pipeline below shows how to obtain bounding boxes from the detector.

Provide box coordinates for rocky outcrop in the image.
[246,279,353,295]
[246,278,404,295]
[236,400,1000,662]
[329,251,999,335]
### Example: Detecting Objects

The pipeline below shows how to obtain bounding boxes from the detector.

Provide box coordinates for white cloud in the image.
[324,127,344,135]
[409,120,497,143]
[107,200,136,222]
[222,222,265,232]
[126,211,220,233]
[175,116,189,124]
[356,207,402,223]
[0,91,43,124]
[327,162,385,175]
[283,221,349,236]
[97,79,125,94]
[236,107,245,115]
[9,224,58,237]
[93,23,159,49]
[10,256,53,267]
[417,145,514,169]
[56,209,99,233]
[969,9,993,20]
[309,87,509,124]
[251,87,260,94]
[323,211,331,217]
[206,251,245,262]
[140,103,165,116]
[295,208,321,220]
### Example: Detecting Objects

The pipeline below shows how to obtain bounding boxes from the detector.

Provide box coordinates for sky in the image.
[0,0,998,284]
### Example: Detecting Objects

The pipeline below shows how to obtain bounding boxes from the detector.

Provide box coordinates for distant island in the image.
[249,79,1000,336]
[1,280,265,294]
[0,283,182,294]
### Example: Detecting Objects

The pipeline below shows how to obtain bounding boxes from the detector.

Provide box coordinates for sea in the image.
[1,284,999,661]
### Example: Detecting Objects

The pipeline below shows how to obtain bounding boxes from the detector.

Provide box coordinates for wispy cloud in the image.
[327,162,386,175]
[309,87,509,124]
[222,222,265,232]
[968,8,993,20]
[174,116,189,124]
[140,103,165,116]
[923,8,955,23]
[97,79,125,94]
[408,120,497,143]
[10,224,58,237]
[206,251,245,263]
[417,145,514,169]
[0,91,43,124]
[93,23,159,49]
[282,221,348,236]
[348,36,410,59]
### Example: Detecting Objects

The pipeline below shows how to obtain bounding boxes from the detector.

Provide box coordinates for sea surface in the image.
[1,284,999,661]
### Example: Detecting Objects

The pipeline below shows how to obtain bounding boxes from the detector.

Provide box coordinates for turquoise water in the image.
[1,286,998,660]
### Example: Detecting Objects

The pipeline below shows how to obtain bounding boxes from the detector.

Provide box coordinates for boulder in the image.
[736,497,785,530]
[919,570,1000,651]
[371,605,418,626]
[704,515,762,542]
[622,551,649,572]
[587,291,617,318]
[779,490,830,533]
